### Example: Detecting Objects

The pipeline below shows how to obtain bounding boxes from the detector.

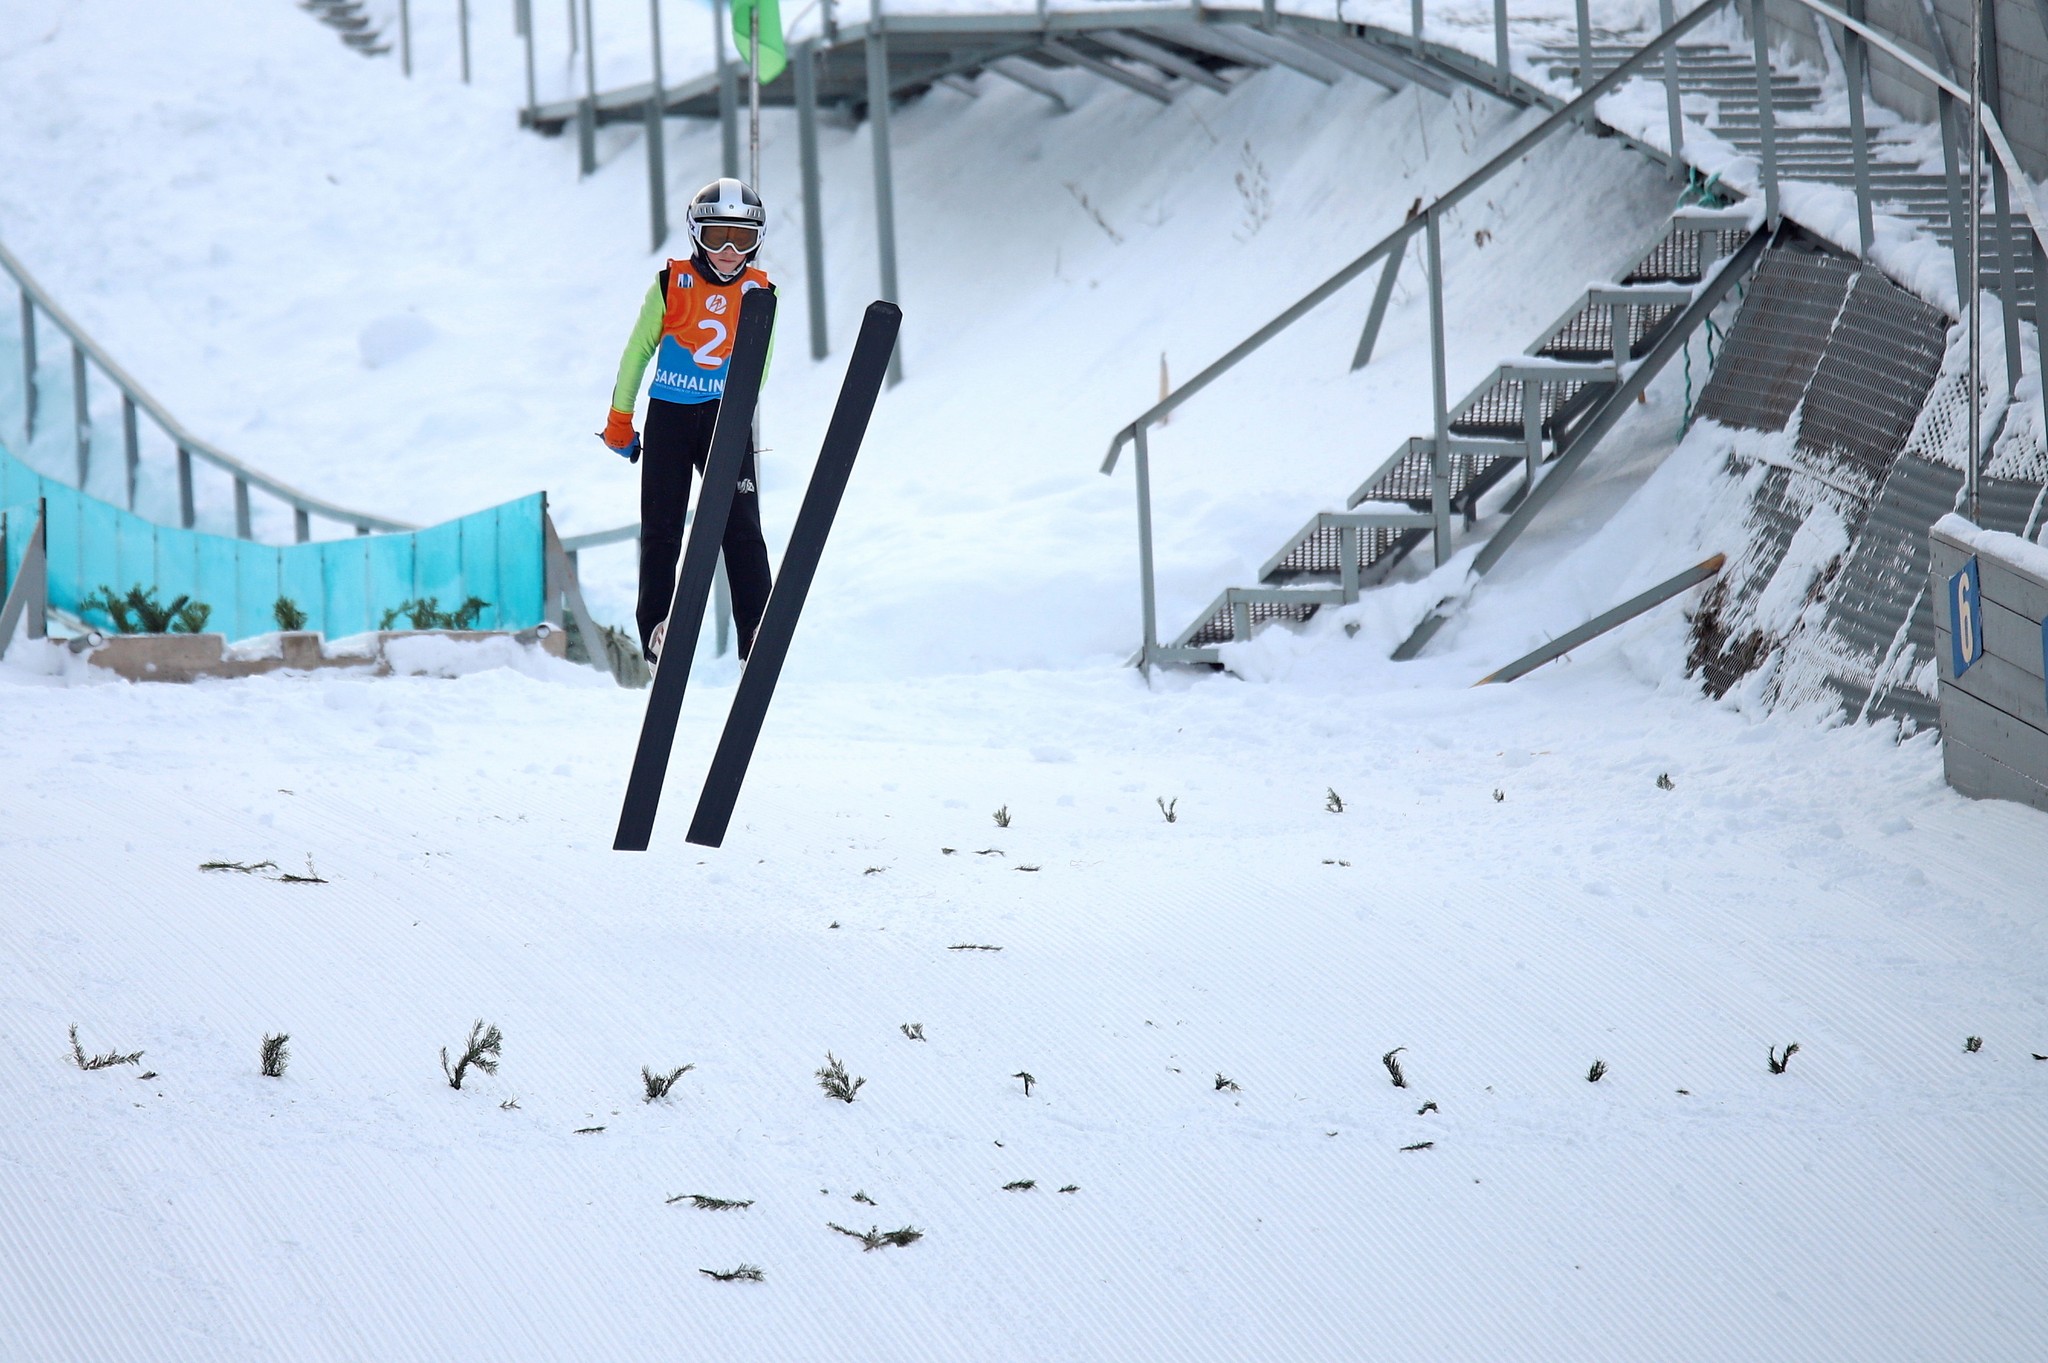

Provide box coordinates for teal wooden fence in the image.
[2,442,545,641]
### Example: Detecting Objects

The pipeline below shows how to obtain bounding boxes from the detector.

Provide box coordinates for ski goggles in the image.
[696,222,761,251]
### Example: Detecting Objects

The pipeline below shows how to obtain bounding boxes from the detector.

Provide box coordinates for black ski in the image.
[613,286,777,852]
[684,300,902,848]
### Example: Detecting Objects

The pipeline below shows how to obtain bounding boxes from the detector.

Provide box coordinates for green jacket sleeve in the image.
[609,282,665,414]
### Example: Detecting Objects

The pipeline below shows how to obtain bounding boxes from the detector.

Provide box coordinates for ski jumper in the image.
[608,257,776,660]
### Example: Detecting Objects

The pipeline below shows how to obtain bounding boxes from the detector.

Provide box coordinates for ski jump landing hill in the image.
[4,1,2047,761]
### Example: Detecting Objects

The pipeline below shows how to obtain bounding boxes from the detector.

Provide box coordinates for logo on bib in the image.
[706,294,729,315]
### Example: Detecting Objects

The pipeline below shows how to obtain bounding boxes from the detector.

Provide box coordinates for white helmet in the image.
[687,178,766,280]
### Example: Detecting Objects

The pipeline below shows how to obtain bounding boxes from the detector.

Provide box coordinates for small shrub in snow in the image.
[380,595,489,631]
[441,1020,502,1090]
[1768,1042,1800,1074]
[499,1097,521,1110]
[1157,797,1177,823]
[672,1194,753,1210]
[1013,1071,1035,1096]
[68,1024,142,1071]
[1657,772,1675,790]
[992,805,1011,828]
[1003,1179,1036,1191]
[80,584,210,634]
[643,1063,694,1102]
[273,596,309,632]
[852,1191,876,1206]
[1401,1141,1434,1153]
[1325,788,1344,813]
[1416,1100,1439,1116]
[1214,1073,1240,1092]
[278,858,327,885]
[829,1222,922,1251]
[260,1033,290,1078]
[700,1264,764,1282]
[816,1052,865,1103]
[200,859,277,874]
[1382,1047,1408,1088]
[1964,1036,1983,1053]
[1587,1059,1607,1083]
[949,943,1002,952]
[900,1022,925,1041]
[1059,1184,1079,1193]
[1492,789,1505,803]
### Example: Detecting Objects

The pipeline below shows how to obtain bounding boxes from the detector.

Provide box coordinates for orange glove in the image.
[602,408,637,450]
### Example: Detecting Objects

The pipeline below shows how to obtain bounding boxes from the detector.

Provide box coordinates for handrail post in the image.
[1938,89,1971,305]
[459,0,472,83]
[796,39,830,359]
[647,0,669,252]
[1659,0,1685,180]
[70,341,89,488]
[17,293,34,443]
[1132,421,1159,674]
[519,0,539,125]
[579,0,600,177]
[1750,0,1779,225]
[294,508,311,544]
[121,394,138,509]
[1975,0,2023,394]
[1844,0,1873,255]
[1426,207,1450,567]
[235,478,252,540]
[399,0,412,77]
[1352,242,1404,370]
[1493,0,1510,92]
[1574,0,1592,118]
[716,0,741,177]
[1411,0,1424,56]
[176,444,195,529]
[868,23,904,384]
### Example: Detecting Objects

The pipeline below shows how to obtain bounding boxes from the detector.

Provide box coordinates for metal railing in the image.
[1101,0,2048,668]
[2,240,412,542]
[1100,0,1735,671]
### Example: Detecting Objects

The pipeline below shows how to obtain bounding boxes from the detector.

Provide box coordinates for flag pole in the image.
[749,11,762,187]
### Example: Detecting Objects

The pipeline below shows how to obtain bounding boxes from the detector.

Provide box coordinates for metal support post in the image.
[121,395,137,509]
[1340,525,1361,601]
[1132,421,1159,673]
[1968,0,1983,522]
[519,0,538,124]
[1351,244,1404,370]
[646,0,669,252]
[1976,0,2023,394]
[1844,0,1874,256]
[796,41,830,359]
[1938,89,1971,304]
[235,478,252,539]
[2033,230,2046,330]
[1411,0,1424,55]
[1750,0,1778,225]
[1262,0,1276,29]
[400,0,412,77]
[1426,209,1450,566]
[1521,369,1543,492]
[579,0,599,177]
[716,0,741,177]
[1575,0,1593,102]
[1494,0,1510,91]
[824,0,836,42]
[749,11,761,187]
[867,27,904,385]
[176,445,195,529]
[460,0,472,82]
[1659,0,1685,179]
[70,343,88,488]
[295,508,311,544]
[18,293,33,441]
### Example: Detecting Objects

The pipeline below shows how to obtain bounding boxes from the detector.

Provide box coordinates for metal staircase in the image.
[300,0,392,58]
[1169,205,1760,660]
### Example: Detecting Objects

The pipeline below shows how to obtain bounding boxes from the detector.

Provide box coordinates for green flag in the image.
[731,0,786,87]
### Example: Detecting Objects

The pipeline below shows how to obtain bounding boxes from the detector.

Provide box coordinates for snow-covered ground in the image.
[4,4,2047,1362]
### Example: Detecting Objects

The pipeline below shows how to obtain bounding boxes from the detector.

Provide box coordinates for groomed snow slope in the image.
[4,5,2048,1363]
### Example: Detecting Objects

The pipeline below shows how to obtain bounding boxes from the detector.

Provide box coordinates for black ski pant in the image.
[637,396,772,660]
